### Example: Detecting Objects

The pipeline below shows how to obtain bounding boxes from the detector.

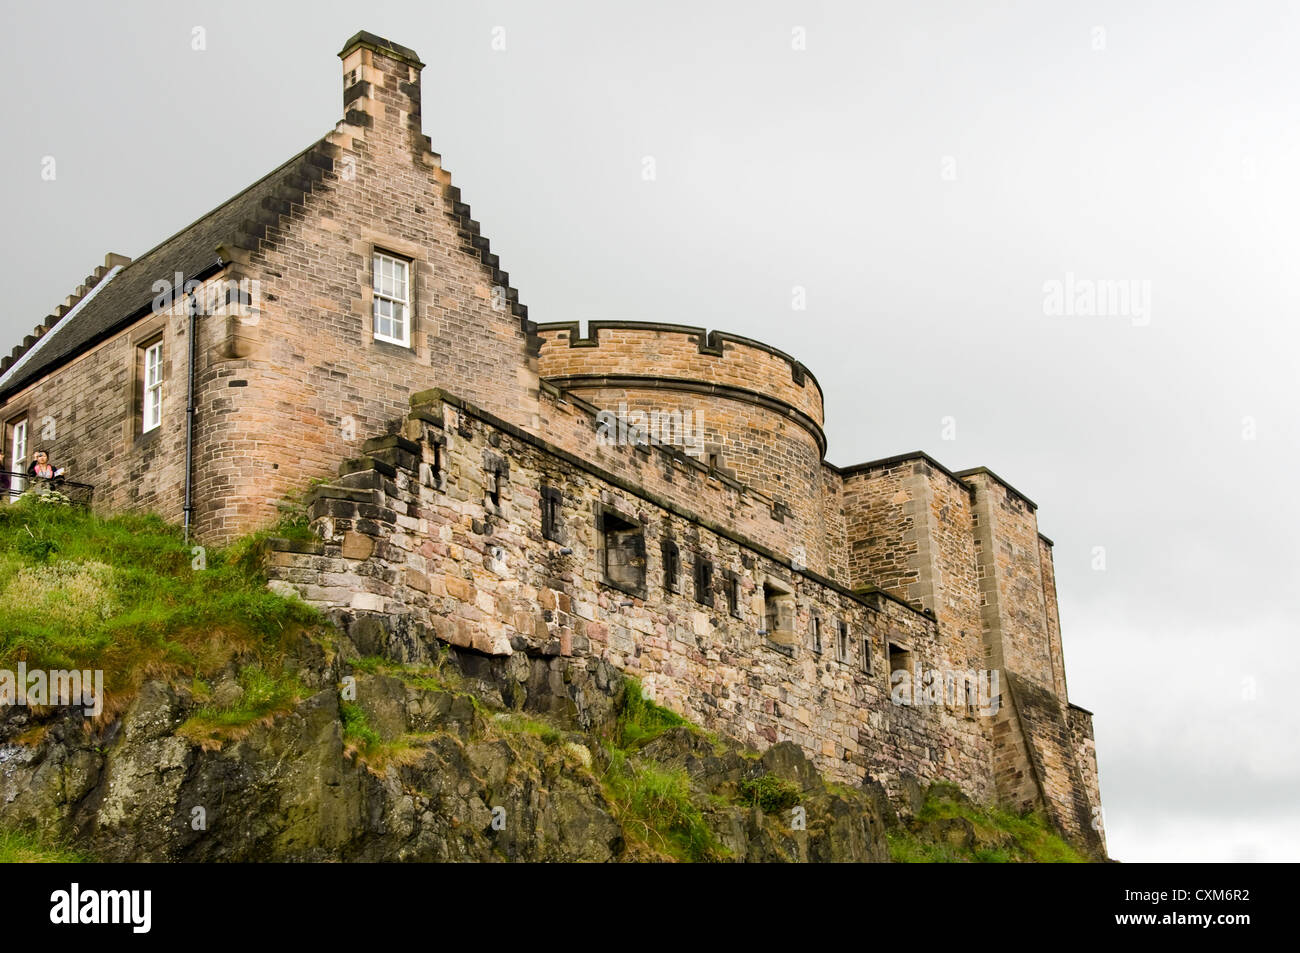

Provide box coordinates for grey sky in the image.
[3,0,1296,861]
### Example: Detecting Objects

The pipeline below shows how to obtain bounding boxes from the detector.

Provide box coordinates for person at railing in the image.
[27,449,65,482]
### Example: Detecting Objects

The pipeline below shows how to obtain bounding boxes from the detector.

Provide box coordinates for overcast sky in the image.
[3,0,1297,862]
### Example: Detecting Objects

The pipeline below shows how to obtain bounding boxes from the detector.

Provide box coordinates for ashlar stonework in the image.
[0,31,1105,857]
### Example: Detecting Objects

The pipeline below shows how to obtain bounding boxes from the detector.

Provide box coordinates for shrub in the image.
[341,702,381,754]
[737,773,802,813]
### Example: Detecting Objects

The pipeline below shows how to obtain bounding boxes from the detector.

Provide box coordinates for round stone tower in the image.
[536,321,833,571]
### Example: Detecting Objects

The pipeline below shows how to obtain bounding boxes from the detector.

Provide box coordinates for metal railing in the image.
[1,473,94,507]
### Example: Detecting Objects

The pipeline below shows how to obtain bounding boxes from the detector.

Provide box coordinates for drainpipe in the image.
[176,259,227,544]
[183,290,198,545]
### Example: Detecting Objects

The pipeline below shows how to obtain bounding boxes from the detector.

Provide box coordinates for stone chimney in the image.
[338,31,425,145]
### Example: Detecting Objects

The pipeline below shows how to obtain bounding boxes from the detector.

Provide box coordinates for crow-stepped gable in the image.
[0,32,1105,857]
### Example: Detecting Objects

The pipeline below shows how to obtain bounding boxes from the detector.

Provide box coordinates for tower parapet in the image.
[538,321,834,572]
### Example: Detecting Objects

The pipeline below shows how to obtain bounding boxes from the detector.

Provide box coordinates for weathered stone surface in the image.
[0,634,901,862]
[341,531,374,560]
[0,31,1101,858]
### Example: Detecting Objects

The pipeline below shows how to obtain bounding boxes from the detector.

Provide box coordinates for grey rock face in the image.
[0,634,891,863]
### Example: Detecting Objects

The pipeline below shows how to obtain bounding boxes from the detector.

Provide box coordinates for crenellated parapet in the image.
[538,322,833,571]
[537,321,824,435]
[263,385,1001,808]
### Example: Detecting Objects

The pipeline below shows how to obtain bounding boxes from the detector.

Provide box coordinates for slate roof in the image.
[0,136,339,402]
[2,92,536,402]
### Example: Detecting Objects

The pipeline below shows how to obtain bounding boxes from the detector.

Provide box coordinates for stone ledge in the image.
[262,536,325,555]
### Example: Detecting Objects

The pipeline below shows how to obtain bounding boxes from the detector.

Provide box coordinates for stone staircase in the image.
[263,392,523,664]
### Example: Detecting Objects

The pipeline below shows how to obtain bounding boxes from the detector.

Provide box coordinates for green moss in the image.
[350,656,386,674]
[190,676,211,703]
[340,702,382,754]
[601,750,726,862]
[177,665,305,743]
[349,656,463,693]
[494,712,562,745]
[825,780,859,800]
[887,829,950,863]
[586,677,733,861]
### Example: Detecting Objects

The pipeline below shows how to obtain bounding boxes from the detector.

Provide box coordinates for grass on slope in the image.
[599,679,726,862]
[0,497,319,718]
[0,828,91,863]
[887,782,1090,863]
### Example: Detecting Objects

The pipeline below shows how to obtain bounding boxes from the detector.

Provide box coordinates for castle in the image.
[0,32,1105,856]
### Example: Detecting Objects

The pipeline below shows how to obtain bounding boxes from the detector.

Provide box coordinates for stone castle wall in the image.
[1039,535,1070,702]
[536,323,838,579]
[1068,703,1106,855]
[187,39,542,542]
[841,459,927,600]
[965,469,1057,692]
[265,387,999,802]
[0,274,228,527]
[0,30,1103,854]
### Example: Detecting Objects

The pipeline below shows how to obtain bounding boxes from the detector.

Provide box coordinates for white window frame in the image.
[9,419,27,497]
[143,341,164,433]
[372,252,411,347]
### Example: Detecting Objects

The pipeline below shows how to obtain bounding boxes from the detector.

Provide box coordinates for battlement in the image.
[0,30,1104,857]
[264,385,999,806]
[537,321,825,433]
[538,322,831,554]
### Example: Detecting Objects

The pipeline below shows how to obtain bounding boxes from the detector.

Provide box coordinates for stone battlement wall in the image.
[537,322,824,428]
[0,28,1102,853]
[537,322,835,576]
[533,381,848,583]
[264,388,998,802]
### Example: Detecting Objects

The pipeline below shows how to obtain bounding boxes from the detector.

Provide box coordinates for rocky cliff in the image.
[0,627,893,862]
[0,498,1093,863]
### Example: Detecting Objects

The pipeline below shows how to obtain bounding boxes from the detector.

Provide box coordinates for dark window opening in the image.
[662,540,680,593]
[541,486,563,542]
[725,572,742,618]
[889,643,914,679]
[694,556,713,607]
[860,633,872,674]
[836,620,850,662]
[599,509,645,596]
[812,616,822,654]
[420,434,445,491]
[764,582,795,643]
[483,452,508,513]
